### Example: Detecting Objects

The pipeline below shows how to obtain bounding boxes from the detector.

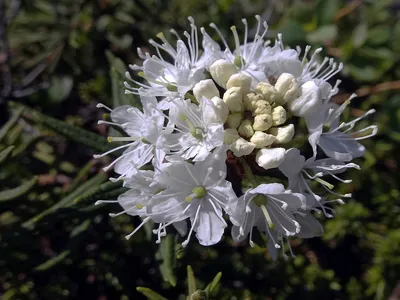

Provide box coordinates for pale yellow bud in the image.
[287,81,319,117]
[223,87,244,112]
[243,93,263,111]
[209,59,238,88]
[229,137,256,157]
[274,73,300,105]
[253,100,272,116]
[269,124,295,144]
[224,128,240,144]
[255,148,286,170]
[253,114,272,131]
[255,82,281,103]
[193,79,220,101]
[271,106,287,126]
[250,131,276,148]
[226,73,252,94]
[210,96,229,123]
[226,112,243,129]
[237,119,254,138]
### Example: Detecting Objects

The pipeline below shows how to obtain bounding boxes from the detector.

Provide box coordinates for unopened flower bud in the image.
[209,59,238,88]
[253,114,272,131]
[255,82,281,104]
[275,73,300,105]
[253,100,272,116]
[243,93,263,111]
[250,131,276,148]
[255,148,286,170]
[229,137,256,157]
[223,87,244,112]
[269,124,295,144]
[210,96,229,123]
[226,112,243,129]
[271,106,287,126]
[288,81,320,117]
[224,128,240,144]
[226,73,252,94]
[193,79,220,101]
[238,119,254,138]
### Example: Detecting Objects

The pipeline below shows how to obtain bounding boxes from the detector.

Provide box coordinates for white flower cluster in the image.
[95,16,377,259]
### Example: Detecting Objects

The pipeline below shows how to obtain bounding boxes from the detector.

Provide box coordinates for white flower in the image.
[163,97,224,161]
[229,183,306,256]
[305,93,377,161]
[204,16,278,86]
[147,146,237,246]
[279,148,359,217]
[124,18,212,99]
[95,94,168,179]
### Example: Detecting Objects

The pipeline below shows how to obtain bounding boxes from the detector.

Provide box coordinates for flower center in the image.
[181,115,204,139]
[185,186,206,202]
[252,194,267,206]
[252,194,274,229]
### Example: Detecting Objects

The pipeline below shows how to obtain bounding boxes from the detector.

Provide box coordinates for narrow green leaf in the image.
[158,234,177,287]
[136,287,168,300]
[0,146,15,165]
[9,102,112,153]
[0,176,37,202]
[34,250,70,271]
[70,219,91,238]
[22,173,107,229]
[187,265,197,295]
[0,107,23,143]
[67,160,95,193]
[73,181,122,204]
[204,272,222,297]
[106,50,129,108]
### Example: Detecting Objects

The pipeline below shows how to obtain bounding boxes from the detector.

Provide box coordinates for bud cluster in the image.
[203,62,301,170]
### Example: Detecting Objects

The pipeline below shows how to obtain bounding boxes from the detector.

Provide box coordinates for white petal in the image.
[194,201,227,246]
[295,213,324,238]
[250,183,285,195]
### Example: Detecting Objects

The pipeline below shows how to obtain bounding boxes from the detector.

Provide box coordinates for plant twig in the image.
[334,0,364,22]
[333,80,400,104]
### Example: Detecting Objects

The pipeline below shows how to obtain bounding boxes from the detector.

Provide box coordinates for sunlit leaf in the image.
[187,265,197,295]
[136,287,168,300]
[157,234,177,287]
[204,271,222,297]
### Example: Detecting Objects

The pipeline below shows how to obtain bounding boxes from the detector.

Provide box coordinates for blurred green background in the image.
[0,0,399,299]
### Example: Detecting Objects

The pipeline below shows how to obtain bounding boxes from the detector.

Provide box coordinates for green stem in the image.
[239,157,258,186]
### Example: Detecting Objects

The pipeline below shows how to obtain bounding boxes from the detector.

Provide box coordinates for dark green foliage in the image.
[0,0,399,299]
